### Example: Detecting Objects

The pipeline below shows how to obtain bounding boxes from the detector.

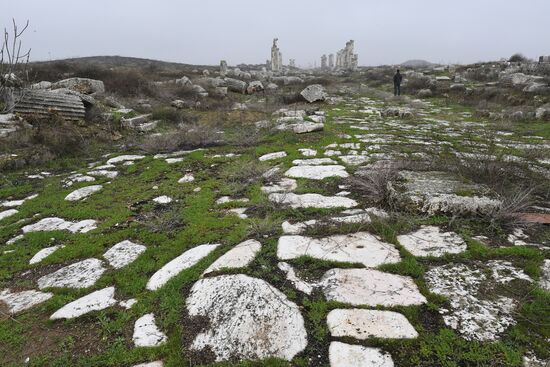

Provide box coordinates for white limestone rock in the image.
[298,148,317,157]
[540,259,550,291]
[0,288,53,314]
[103,240,147,269]
[291,158,337,166]
[425,261,532,341]
[226,208,248,219]
[259,151,287,161]
[50,287,117,320]
[277,233,400,267]
[397,226,467,257]
[38,258,106,289]
[120,298,138,309]
[203,240,261,275]
[329,342,394,367]
[340,155,370,166]
[269,193,358,209]
[186,274,307,361]
[153,196,172,205]
[285,165,349,180]
[87,170,118,179]
[277,122,324,134]
[215,196,249,205]
[300,84,328,103]
[22,217,97,234]
[29,245,64,264]
[277,262,315,295]
[178,173,195,183]
[133,313,167,347]
[65,185,103,201]
[327,309,418,339]
[261,178,297,194]
[320,268,427,307]
[282,220,317,234]
[146,244,220,291]
[132,362,163,367]
[1,194,38,208]
[0,209,18,221]
[106,155,145,165]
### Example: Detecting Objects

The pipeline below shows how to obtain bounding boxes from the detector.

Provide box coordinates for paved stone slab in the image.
[269,193,358,209]
[329,342,394,367]
[132,362,163,367]
[203,240,261,275]
[50,287,117,320]
[261,178,297,194]
[186,274,307,362]
[153,196,172,204]
[133,313,167,347]
[120,298,138,309]
[277,233,400,267]
[0,209,18,221]
[327,309,418,339]
[63,173,96,187]
[29,245,64,264]
[1,194,38,208]
[291,158,337,166]
[106,155,145,165]
[65,185,103,201]
[216,196,249,205]
[298,148,317,157]
[277,262,315,295]
[541,259,550,292]
[259,151,287,161]
[178,173,195,183]
[146,244,220,291]
[0,288,53,314]
[22,217,97,234]
[320,268,427,307]
[87,170,118,179]
[103,240,147,269]
[285,165,348,180]
[397,226,466,257]
[38,258,106,289]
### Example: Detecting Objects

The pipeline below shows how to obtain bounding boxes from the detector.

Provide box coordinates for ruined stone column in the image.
[328,54,334,69]
[271,38,282,72]
[321,55,327,70]
[220,60,228,77]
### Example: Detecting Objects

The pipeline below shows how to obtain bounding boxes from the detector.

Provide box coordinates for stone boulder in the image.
[300,84,327,103]
[246,81,264,94]
[224,78,247,94]
[52,77,105,94]
[176,76,192,87]
[417,89,432,98]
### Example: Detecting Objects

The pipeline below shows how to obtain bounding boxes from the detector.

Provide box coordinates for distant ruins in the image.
[319,40,358,71]
[540,56,550,63]
[271,38,283,72]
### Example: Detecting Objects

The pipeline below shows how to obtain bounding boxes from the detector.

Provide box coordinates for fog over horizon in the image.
[3,0,550,67]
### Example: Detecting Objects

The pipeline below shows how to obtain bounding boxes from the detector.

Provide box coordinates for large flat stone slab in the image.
[133,313,167,347]
[269,193,358,209]
[425,260,532,341]
[320,268,427,307]
[0,288,53,314]
[261,178,297,194]
[277,233,400,267]
[186,274,307,362]
[106,154,145,165]
[397,226,466,257]
[0,209,18,221]
[146,244,219,291]
[29,245,64,264]
[329,342,394,367]
[22,217,97,234]
[277,262,315,295]
[103,240,147,269]
[291,158,337,166]
[50,287,117,319]
[285,165,348,180]
[327,309,418,339]
[65,185,103,201]
[38,258,106,289]
[541,259,550,291]
[203,240,261,275]
[259,151,287,161]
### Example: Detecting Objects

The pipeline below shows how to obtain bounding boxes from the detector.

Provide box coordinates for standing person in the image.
[393,69,403,96]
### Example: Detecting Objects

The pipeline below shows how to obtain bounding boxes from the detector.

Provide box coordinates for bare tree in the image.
[0,19,31,113]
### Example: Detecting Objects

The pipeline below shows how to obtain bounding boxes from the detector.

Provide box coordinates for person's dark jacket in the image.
[393,72,403,85]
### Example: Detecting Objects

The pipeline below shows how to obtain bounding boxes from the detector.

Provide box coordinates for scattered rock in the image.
[178,173,195,183]
[277,262,315,295]
[269,193,358,209]
[0,209,18,221]
[38,258,106,289]
[29,245,64,265]
[22,217,97,234]
[50,287,117,320]
[153,196,172,205]
[285,165,348,180]
[259,151,287,161]
[64,185,103,201]
[103,240,147,269]
[261,178,297,194]
[133,313,167,347]
[203,240,261,275]
[397,226,466,257]
[0,289,53,314]
[106,155,145,165]
[327,309,418,339]
[540,260,550,291]
[329,342,394,367]
[300,84,328,103]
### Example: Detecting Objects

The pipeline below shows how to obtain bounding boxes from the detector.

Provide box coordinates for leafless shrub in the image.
[221,160,270,192]
[488,186,534,230]
[141,206,185,236]
[246,218,281,239]
[140,124,223,153]
[151,106,197,125]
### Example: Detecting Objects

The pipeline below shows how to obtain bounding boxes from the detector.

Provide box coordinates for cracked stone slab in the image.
[63,173,96,187]
[277,233,400,267]
[269,193,357,209]
[259,151,287,161]
[320,268,427,307]
[0,209,18,221]
[87,170,118,179]
[261,178,297,194]
[29,245,64,264]
[50,287,117,320]
[103,240,147,269]
[425,261,532,341]
[22,217,97,234]
[1,194,38,208]
[291,158,337,166]
[0,288,53,314]
[329,342,394,367]
[106,155,145,165]
[203,240,261,275]
[327,309,418,339]
[397,226,467,257]
[298,148,317,157]
[146,244,220,291]
[285,165,349,180]
[65,185,103,201]
[133,313,167,347]
[38,258,106,289]
[277,262,315,295]
[186,274,307,362]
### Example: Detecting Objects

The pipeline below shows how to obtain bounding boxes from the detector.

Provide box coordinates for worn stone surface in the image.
[425,261,532,341]
[65,185,103,201]
[106,155,145,165]
[38,258,106,289]
[327,309,418,339]
[29,245,64,264]
[103,240,147,269]
[203,240,261,275]
[153,196,172,205]
[300,84,328,103]
[291,158,337,165]
[186,274,307,361]
[259,151,287,161]
[540,259,550,291]
[22,217,97,234]
[285,165,348,180]
[397,226,467,257]
[0,209,18,221]
[277,233,400,267]
[50,287,117,320]
[178,173,195,183]
[320,268,427,307]
[146,244,219,291]
[0,288,53,314]
[261,178,297,194]
[277,262,315,295]
[133,313,167,347]
[269,193,358,209]
[329,342,394,367]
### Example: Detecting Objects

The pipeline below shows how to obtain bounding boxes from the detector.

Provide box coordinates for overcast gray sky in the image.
[3,0,549,67]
